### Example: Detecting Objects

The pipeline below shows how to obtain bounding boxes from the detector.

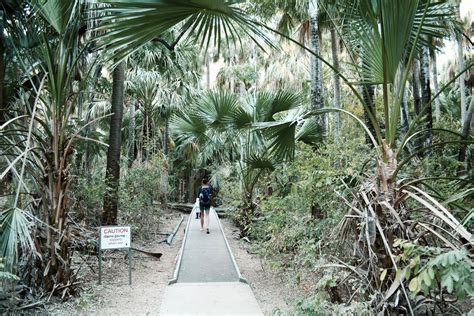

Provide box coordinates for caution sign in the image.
[100,226,131,250]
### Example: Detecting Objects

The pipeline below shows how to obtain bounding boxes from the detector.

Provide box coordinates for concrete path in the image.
[160,208,262,315]
[177,209,239,283]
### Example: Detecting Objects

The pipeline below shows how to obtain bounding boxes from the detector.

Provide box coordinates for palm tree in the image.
[102,61,125,225]
[95,1,270,63]
[94,0,271,221]
[125,41,202,160]
[430,41,441,122]
[0,9,5,120]
[0,0,27,124]
[458,97,474,169]
[0,0,109,294]
[330,26,341,135]
[456,1,467,122]
[418,43,433,153]
[171,89,322,234]
[309,0,323,114]
[257,0,471,311]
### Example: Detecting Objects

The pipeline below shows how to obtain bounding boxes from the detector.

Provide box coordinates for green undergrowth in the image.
[235,135,373,312]
[235,126,473,313]
[71,155,167,240]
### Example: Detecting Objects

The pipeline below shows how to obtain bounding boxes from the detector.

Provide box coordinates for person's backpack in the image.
[199,186,212,206]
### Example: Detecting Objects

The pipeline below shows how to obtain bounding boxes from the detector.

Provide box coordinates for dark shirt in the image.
[198,185,213,206]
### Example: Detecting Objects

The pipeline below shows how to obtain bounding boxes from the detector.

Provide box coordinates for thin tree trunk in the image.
[412,59,424,153]
[412,60,422,116]
[397,61,409,133]
[128,102,136,167]
[419,45,432,152]
[0,9,5,124]
[206,52,211,89]
[458,97,474,171]
[359,51,376,146]
[142,104,150,161]
[400,86,414,156]
[457,4,467,122]
[330,28,341,136]
[102,62,125,225]
[309,0,324,123]
[163,118,169,155]
[430,48,440,122]
[362,83,376,146]
[401,88,409,132]
[76,53,86,119]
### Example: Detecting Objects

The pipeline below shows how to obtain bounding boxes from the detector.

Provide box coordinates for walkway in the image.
[159,208,262,315]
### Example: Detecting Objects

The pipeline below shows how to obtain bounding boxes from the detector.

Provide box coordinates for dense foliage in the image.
[0,0,472,314]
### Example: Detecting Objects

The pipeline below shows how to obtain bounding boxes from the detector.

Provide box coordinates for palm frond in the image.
[244,152,275,171]
[339,0,456,85]
[411,0,458,48]
[255,90,302,122]
[95,0,271,63]
[0,208,34,273]
[170,111,208,145]
[296,117,325,146]
[194,90,239,130]
[255,108,305,161]
[33,0,78,35]
[231,103,254,129]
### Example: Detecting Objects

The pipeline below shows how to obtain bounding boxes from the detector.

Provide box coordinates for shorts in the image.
[200,203,211,211]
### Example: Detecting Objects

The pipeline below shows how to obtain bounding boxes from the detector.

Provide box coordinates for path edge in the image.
[214,209,248,284]
[168,211,192,285]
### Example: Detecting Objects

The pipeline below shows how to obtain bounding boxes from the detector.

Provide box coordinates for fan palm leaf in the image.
[194,90,239,130]
[296,117,325,146]
[244,152,275,171]
[33,0,78,35]
[255,90,303,122]
[339,0,457,85]
[0,208,34,273]
[171,110,208,146]
[95,0,271,63]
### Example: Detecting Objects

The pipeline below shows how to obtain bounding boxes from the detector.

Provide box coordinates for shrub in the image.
[119,156,165,239]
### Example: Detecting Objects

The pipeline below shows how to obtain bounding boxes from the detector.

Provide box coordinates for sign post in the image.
[98,226,132,285]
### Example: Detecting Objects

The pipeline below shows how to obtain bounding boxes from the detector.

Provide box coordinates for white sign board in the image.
[100,226,131,250]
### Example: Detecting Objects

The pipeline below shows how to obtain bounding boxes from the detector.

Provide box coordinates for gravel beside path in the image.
[220,217,301,315]
[48,210,302,314]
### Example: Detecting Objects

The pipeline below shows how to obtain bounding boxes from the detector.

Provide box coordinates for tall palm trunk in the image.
[163,118,169,155]
[457,4,467,122]
[458,97,474,171]
[412,60,422,116]
[419,45,432,152]
[430,47,440,122]
[401,88,410,134]
[359,51,376,146]
[362,83,375,146]
[102,62,125,225]
[330,28,341,136]
[142,104,152,160]
[0,9,5,124]
[309,0,324,122]
[396,62,410,134]
[412,59,423,153]
[128,102,136,167]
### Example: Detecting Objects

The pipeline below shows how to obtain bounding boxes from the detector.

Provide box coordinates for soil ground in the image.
[47,210,309,315]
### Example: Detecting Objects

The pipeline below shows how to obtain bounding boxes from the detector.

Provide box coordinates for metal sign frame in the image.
[98,226,132,285]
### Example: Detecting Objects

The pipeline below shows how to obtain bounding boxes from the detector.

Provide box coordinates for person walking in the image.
[198,177,213,234]
[192,198,200,219]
